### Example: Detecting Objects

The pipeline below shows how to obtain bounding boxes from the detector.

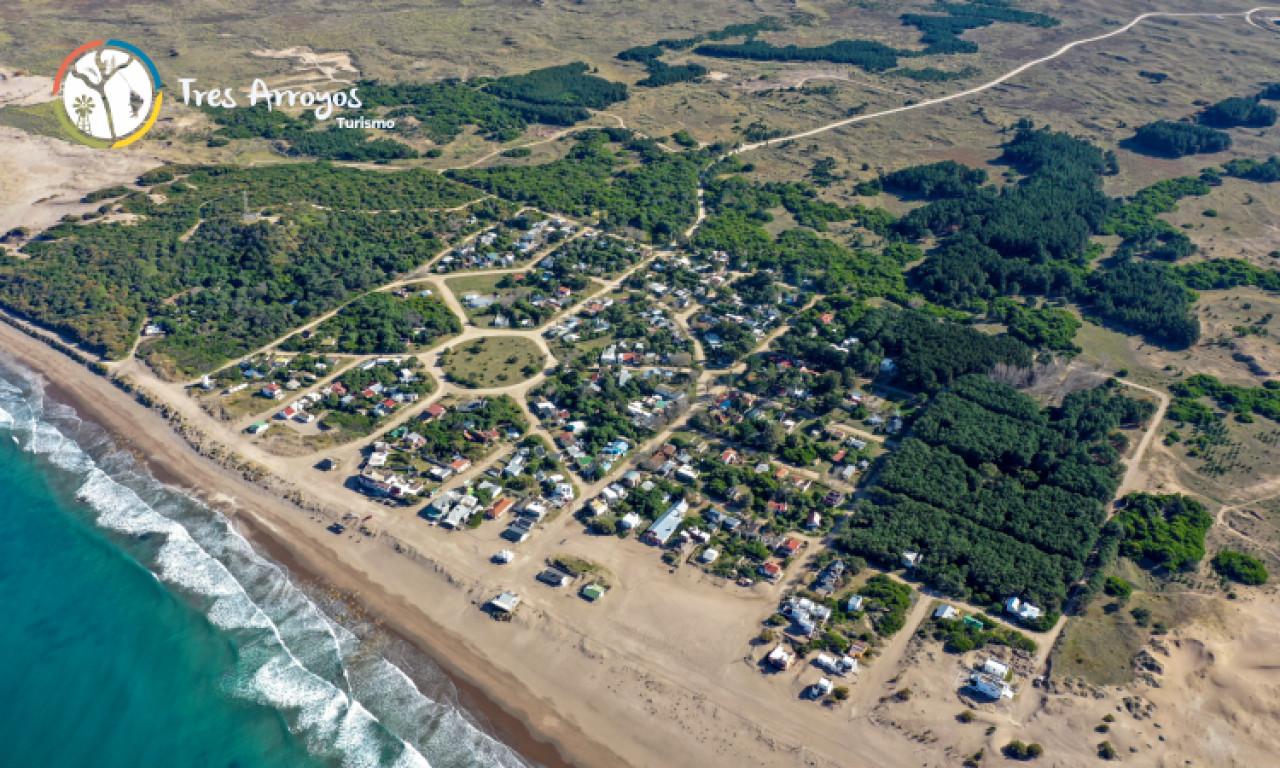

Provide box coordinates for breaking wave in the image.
[0,363,531,768]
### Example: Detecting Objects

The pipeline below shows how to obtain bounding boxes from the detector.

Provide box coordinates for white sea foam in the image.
[0,362,530,768]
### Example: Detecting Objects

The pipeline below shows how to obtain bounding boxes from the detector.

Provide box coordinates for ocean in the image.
[0,360,533,768]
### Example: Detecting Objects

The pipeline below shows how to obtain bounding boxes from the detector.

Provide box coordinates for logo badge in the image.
[54,40,163,148]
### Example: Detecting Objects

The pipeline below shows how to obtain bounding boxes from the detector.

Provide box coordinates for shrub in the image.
[1211,550,1268,585]
[1098,741,1117,760]
[1104,576,1133,599]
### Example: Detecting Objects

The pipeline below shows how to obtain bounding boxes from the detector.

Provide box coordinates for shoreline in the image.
[2,320,617,768]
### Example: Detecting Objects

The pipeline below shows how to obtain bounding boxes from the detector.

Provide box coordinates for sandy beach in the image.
[6,233,1280,768]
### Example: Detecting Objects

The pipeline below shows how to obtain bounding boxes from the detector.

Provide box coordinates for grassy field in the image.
[1050,559,1205,685]
[441,336,545,388]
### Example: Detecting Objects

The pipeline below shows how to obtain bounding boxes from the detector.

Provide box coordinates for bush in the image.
[832,686,850,701]
[1211,550,1269,585]
[1098,741,1117,760]
[957,709,976,723]
[1130,606,1152,627]
[1002,740,1029,759]
[1104,576,1133,599]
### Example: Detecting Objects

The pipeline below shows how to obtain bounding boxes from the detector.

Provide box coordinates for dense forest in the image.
[216,64,629,151]
[838,376,1154,614]
[1114,493,1212,571]
[206,106,418,161]
[0,164,483,371]
[279,290,460,355]
[449,128,716,240]
[894,121,1200,348]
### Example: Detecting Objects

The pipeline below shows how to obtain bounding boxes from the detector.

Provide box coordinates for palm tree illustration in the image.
[68,47,138,140]
[72,94,95,133]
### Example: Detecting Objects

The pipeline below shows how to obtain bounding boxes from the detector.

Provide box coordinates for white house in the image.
[969,671,1013,700]
[1005,596,1043,623]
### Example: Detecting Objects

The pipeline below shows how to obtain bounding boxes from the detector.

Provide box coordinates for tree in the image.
[1211,550,1268,585]
[1104,576,1133,600]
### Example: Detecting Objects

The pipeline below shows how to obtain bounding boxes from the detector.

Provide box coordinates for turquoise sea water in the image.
[0,434,330,768]
[0,361,531,768]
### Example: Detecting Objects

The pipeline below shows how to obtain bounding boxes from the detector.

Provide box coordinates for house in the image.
[538,568,572,588]
[767,645,796,670]
[698,548,720,564]
[261,383,284,400]
[835,465,857,483]
[587,498,610,517]
[247,422,269,435]
[776,537,802,558]
[760,560,783,581]
[809,677,834,699]
[983,658,1011,679]
[489,591,522,613]
[449,458,472,474]
[719,448,740,465]
[503,518,534,542]
[1005,597,1044,623]
[621,470,642,489]
[581,583,606,602]
[645,500,688,546]
[487,497,516,520]
[847,641,870,658]
[674,465,700,483]
[934,605,959,621]
[902,550,923,569]
[429,465,453,481]
[969,671,1013,700]
[822,490,844,508]
[620,512,641,530]
[845,595,864,613]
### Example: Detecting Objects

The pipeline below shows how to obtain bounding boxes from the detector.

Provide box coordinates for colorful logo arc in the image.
[53,40,163,149]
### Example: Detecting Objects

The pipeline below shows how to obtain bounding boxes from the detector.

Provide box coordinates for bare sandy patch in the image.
[0,127,159,236]
[250,46,360,83]
[0,67,53,108]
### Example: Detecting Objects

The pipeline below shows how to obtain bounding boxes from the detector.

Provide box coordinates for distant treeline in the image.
[208,63,628,151]
[692,0,1059,71]
[1130,85,1280,157]
[617,17,788,87]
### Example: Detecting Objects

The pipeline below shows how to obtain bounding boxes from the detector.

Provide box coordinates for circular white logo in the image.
[57,42,159,145]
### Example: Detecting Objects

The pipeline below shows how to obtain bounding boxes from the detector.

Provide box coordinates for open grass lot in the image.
[440,335,545,388]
